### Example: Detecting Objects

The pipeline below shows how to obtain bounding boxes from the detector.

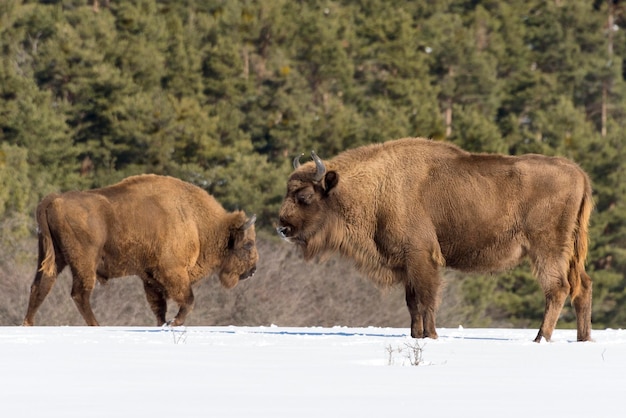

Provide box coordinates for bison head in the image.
[219,213,258,289]
[277,151,339,259]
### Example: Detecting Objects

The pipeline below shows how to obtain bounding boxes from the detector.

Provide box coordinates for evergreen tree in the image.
[2,0,626,328]
[0,36,81,195]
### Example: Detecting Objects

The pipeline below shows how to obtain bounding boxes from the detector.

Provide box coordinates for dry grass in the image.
[0,231,469,329]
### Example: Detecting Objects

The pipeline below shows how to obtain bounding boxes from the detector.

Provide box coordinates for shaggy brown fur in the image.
[277,138,593,342]
[23,174,258,327]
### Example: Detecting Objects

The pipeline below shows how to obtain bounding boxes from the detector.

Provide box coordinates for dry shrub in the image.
[0,233,469,329]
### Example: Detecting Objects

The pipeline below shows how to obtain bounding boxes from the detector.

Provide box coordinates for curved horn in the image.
[311,150,326,182]
[293,153,304,170]
[243,214,257,231]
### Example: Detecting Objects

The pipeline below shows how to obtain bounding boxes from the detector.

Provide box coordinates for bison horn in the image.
[311,151,326,182]
[293,153,304,170]
[243,214,256,231]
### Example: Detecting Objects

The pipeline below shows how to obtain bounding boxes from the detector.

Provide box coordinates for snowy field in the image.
[1,326,624,417]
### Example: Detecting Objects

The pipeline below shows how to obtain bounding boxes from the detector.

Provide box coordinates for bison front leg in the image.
[162,270,195,327]
[404,256,441,339]
[167,287,194,327]
[403,239,444,339]
[142,277,168,326]
[405,283,439,339]
[405,285,424,338]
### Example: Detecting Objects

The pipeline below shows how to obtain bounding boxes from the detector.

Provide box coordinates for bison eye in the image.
[296,191,314,205]
[243,241,254,251]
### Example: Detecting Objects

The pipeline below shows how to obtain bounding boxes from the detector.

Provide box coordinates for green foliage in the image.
[0,143,31,218]
[461,268,545,329]
[2,0,626,328]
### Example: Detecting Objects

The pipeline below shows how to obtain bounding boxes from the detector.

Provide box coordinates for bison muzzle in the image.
[23,174,258,327]
[277,138,593,342]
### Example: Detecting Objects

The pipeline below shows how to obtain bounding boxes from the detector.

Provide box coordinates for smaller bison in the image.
[277,138,593,342]
[23,174,258,327]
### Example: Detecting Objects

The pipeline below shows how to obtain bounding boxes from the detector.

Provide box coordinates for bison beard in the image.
[22,174,258,327]
[277,138,593,342]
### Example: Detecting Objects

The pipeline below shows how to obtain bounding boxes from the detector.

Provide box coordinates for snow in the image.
[1,326,624,417]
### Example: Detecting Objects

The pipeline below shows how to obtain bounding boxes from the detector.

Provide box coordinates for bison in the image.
[23,174,258,327]
[277,138,593,342]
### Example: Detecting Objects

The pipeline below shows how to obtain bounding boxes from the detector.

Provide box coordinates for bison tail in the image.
[37,195,58,278]
[568,177,593,299]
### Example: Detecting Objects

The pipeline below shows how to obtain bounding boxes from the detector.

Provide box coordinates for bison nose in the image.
[276,225,291,239]
[240,266,256,281]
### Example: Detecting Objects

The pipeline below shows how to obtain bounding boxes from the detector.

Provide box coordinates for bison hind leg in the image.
[571,270,593,342]
[533,260,570,343]
[534,289,569,343]
[23,268,61,326]
[23,253,68,326]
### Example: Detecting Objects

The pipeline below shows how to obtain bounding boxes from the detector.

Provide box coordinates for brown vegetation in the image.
[1,232,471,329]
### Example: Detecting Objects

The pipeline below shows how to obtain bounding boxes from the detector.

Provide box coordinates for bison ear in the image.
[227,212,249,248]
[323,171,339,194]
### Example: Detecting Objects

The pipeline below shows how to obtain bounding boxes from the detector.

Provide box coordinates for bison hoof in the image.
[410,330,438,339]
[534,331,551,343]
[165,319,183,327]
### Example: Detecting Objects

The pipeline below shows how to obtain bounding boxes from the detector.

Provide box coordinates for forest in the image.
[1,0,626,331]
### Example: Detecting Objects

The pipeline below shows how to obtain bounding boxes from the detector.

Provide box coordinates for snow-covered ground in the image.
[0,326,624,417]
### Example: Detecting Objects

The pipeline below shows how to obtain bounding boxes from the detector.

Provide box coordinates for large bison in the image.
[23,174,258,327]
[277,138,593,342]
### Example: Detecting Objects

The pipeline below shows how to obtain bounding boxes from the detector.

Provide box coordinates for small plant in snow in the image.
[405,341,424,366]
[386,340,425,366]
[166,325,188,344]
